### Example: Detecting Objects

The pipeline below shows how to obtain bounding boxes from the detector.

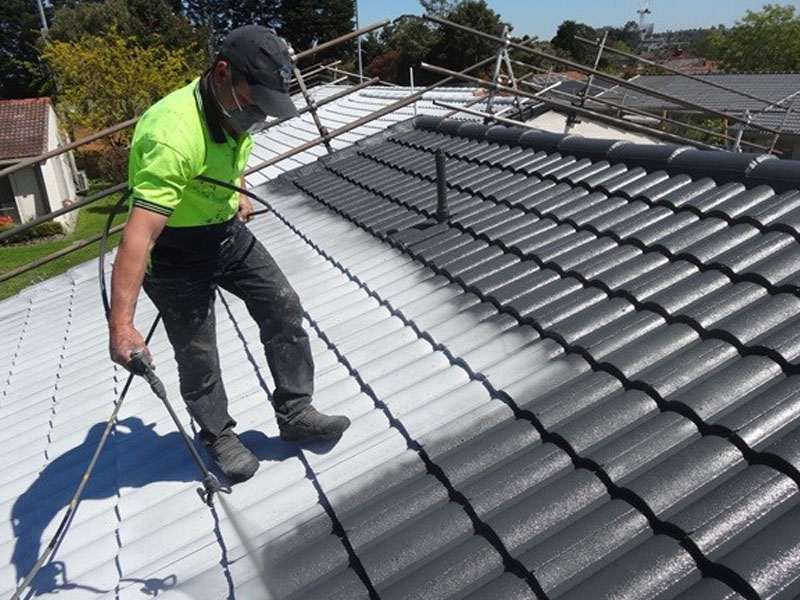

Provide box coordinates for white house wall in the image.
[526,110,660,144]
[42,104,77,230]
[9,168,40,223]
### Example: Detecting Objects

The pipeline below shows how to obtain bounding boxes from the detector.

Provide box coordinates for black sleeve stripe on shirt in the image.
[132,198,174,217]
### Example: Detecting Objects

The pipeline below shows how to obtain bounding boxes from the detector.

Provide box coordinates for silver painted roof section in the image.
[0,85,511,599]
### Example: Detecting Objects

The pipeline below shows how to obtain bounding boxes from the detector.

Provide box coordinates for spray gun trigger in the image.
[129,349,153,376]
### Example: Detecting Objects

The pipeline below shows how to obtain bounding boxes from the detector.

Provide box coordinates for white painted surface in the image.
[0,84,522,599]
[527,110,662,145]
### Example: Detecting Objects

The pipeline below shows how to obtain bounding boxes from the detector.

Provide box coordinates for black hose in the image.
[98,188,132,319]
[97,179,270,316]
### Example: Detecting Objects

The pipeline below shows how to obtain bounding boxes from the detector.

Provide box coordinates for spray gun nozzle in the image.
[198,474,232,506]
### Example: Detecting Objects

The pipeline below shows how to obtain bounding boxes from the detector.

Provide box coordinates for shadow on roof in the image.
[10,417,303,597]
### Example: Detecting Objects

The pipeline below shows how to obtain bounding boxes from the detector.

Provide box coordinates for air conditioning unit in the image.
[75,170,89,193]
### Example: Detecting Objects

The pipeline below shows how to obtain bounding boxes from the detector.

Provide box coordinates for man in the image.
[109,25,350,484]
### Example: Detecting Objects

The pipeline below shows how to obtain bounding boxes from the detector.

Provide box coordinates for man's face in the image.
[212,60,260,114]
[211,60,268,135]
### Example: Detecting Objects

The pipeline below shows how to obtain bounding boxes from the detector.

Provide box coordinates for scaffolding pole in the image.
[0,20,391,184]
[575,34,800,112]
[484,24,520,118]
[245,55,497,176]
[420,62,719,150]
[566,30,608,132]
[290,48,334,154]
[530,80,772,152]
[422,14,783,138]
[771,99,796,154]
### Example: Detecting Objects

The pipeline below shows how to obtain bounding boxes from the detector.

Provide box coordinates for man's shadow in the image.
[10,416,289,597]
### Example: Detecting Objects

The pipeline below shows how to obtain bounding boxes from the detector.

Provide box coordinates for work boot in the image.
[206,430,259,483]
[279,407,351,442]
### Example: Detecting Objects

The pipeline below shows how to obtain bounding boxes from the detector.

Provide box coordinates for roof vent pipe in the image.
[435,149,449,223]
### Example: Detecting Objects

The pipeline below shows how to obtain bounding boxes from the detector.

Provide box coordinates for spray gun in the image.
[130,349,232,506]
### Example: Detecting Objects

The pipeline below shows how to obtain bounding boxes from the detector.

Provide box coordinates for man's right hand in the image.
[109,323,152,373]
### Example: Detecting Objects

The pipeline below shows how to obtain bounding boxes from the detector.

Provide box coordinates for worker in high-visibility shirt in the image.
[109,25,350,483]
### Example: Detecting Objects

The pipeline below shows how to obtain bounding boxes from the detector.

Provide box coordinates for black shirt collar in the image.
[198,72,228,144]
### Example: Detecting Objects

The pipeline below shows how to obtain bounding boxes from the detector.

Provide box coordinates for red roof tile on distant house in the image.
[0,97,50,161]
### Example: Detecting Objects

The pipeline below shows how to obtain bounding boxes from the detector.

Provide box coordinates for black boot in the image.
[206,430,259,483]
[279,407,351,442]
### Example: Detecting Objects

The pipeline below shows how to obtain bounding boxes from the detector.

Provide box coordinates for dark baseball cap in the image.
[219,25,298,119]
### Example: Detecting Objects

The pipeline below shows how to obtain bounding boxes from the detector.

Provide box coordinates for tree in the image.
[0,0,51,98]
[605,20,641,50]
[688,26,725,61]
[360,31,388,68]
[41,27,199,143]
[419,0,456,16]
[50,0,207,60]
[279,0,355,62]
[551,20,597,65]
[367,49,401,82]
[378,17,440,84]
[429,0,504,74]
[715,4,800,71]
[182,0,280,54]
[228,0,280,31]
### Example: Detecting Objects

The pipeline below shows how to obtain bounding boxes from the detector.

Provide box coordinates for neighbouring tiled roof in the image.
[598,73,800,135]
[0,97,50,161]
[5,92,800,599]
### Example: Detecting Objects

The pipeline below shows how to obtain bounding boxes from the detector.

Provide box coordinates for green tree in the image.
[429,0,504,73]
[551,20,597,65]
[688,26,725,60]
[377,17,439,84]
[0,0,51,98]
[419,0,457,16]
[50,0,207,61]
[182,0,280,53]
[715,4,800,71]
[279,0,355,62]
[605,20,641,49]
[228,0,280,31]
[41,27,199,143]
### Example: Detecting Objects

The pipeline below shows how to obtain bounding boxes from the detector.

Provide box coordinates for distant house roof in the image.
[0,97,51,161]
[599,72,800,135]
[655,56,717,75]
[5,84,800,599]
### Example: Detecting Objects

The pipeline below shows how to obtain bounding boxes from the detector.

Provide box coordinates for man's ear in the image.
[212,59,231,83]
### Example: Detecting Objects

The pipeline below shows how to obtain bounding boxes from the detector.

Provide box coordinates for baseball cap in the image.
[219,25,298,119]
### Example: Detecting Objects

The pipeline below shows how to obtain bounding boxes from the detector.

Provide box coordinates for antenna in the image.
[638,1,652,33]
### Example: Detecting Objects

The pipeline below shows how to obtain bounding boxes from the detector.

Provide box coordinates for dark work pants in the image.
[142,219,313,444]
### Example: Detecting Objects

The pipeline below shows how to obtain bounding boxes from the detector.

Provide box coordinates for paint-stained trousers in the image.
[142,218,313,444]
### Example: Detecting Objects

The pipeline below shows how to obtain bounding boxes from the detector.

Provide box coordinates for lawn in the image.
[0,185,127,301]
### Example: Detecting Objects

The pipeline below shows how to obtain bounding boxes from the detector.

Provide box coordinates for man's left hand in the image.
[238,194,254,222]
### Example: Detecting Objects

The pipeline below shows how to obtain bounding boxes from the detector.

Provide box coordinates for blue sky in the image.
[357,1,800,40]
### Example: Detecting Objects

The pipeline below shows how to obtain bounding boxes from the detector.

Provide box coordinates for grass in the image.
[0,184,127,301]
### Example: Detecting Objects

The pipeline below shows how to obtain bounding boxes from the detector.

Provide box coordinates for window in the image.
[0,175,20,222]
